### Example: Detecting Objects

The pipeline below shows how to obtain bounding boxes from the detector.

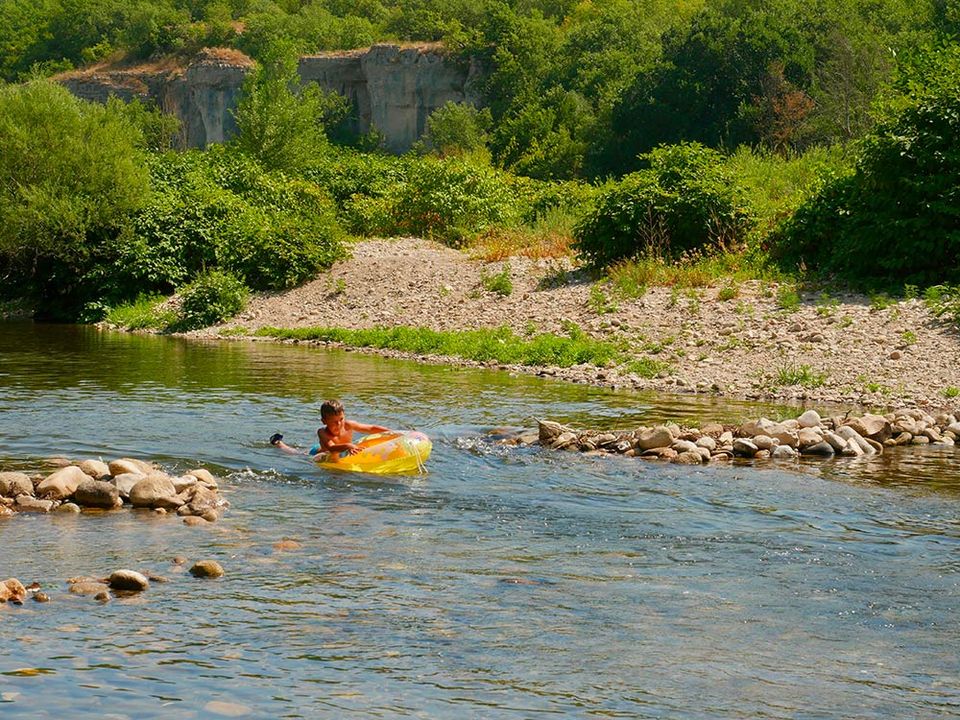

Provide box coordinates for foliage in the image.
[0,80,150,318]
[925,284,960,328]
[574,143,755,266]
[773,45,960,287]
[384,156,528,245]
[122,148,345,294]
[423,101,492,156]
[104,293,178,330]
[232,42,348,173]
[772,363,827,388]
[175,269,248,330]
[255,324,624,368]
[480,263,513,296]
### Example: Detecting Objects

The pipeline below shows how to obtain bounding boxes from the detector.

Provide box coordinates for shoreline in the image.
[184,237,960,415]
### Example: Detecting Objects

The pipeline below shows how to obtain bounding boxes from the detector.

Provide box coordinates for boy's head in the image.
[320,399,345,421]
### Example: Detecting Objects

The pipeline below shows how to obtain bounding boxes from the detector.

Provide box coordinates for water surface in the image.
[0,323,958,718]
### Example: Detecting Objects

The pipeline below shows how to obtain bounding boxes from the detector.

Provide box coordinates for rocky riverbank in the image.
[529,407,960,465]
[0,457,227,522]
[197,237,960,414]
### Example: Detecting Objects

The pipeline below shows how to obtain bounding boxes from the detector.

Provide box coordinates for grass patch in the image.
[944,386,960,399]
[776,285,801,312]
[624,357,671,378]
[588,283,618,314]
[925,284,960,328]
[104,294,178,330]
[599,246,792,294]
[480,263,513,296]
[773,363,827,388]
[254,324,624,368]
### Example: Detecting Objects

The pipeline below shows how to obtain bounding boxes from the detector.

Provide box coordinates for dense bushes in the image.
[0,81,150,317]
[772,46,960,286]
[574,143,755,266]
[123,148,345,294]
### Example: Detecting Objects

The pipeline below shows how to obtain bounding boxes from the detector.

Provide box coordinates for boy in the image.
[269,399,390,457]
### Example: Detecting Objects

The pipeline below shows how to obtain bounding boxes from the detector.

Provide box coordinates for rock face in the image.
[58,44,476,152]
[300,44,479,152]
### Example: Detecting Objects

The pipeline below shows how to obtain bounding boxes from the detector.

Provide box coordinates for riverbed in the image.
[1,323,958,718]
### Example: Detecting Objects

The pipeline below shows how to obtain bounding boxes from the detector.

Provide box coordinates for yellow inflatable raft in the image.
[312,431,432,475]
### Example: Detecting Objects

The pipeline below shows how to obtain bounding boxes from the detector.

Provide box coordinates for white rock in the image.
[797,410,822,428]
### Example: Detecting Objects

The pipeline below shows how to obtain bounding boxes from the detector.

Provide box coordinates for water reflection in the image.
[0,322,958,719]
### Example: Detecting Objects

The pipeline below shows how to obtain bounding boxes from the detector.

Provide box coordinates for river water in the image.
[0,322,958,719]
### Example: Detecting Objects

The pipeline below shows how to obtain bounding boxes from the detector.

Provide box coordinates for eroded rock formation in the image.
[57,44,478,152]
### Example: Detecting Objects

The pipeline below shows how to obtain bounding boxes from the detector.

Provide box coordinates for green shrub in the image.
[772,46,960,287]
[0,80,150,318]
[925,284,960,328]
[388,156,527,246]
[123,149,345,294]
[176,270,248,331]
[424,102,492,156]
[481,263,513,296]
[574,143,755,267]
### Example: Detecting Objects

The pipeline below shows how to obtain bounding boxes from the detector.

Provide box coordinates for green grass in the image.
[254,324,624,368]
[624,358,671,378]
[480,263,513,296]
[773,363,827,388]
[104,294,178,330]
[925,284,960,328]
[776,285,801,312]
[588,283,618,314]
[724,144,854,233]
[944,386,960,399]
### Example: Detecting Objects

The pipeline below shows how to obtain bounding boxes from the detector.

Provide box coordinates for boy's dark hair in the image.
[320,399,344,418]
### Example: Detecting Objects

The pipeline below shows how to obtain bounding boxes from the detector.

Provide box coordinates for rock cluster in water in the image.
[534,408,960,464]
[0,457,227,521]
[1,557,226,606]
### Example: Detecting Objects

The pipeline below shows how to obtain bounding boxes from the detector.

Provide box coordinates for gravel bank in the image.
[199,237,960,413]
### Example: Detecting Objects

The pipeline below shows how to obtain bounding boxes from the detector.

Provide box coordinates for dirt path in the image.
[200,237,960,412]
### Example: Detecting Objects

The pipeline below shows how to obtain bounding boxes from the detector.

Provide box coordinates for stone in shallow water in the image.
[190,560,224,578]
[204,701,252,717]
[109,570,149,592]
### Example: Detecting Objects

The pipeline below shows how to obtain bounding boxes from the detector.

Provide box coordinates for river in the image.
[0,322,958,718]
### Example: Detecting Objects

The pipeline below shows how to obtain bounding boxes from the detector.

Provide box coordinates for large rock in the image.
[538,420,572,444]
[635,426,674,450]
[78,459,110,479]
[109,458,154,476]
[16,495,54,512]
[797,410,822,428]
[797,428,823,448]
[0,472,33,498]
[187,468,218,488]
[108,570,149,592]
[186,485,221,516]
[36,466,88,500]
[845,414,891,442]
[112,472,146,499]
[129,474,178,508]
[74,480,122,509]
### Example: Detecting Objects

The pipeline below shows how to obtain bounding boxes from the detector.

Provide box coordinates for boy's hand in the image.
[346,443,360,455]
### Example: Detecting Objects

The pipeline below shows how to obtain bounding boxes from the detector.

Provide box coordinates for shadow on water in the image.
[0,322,958,719]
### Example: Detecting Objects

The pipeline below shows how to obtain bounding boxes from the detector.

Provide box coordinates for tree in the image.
[423,101,492,156]
[0,80,150,316]
[231,42,348,172]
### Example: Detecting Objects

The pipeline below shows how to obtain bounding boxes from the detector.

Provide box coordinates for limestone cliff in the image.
[57,45,478,152]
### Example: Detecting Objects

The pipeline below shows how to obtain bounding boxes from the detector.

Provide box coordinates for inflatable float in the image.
[311,431,432,475]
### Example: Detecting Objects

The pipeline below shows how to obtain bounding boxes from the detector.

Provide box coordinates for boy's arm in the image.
[347,419,391,434]
[318,427,361,455]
